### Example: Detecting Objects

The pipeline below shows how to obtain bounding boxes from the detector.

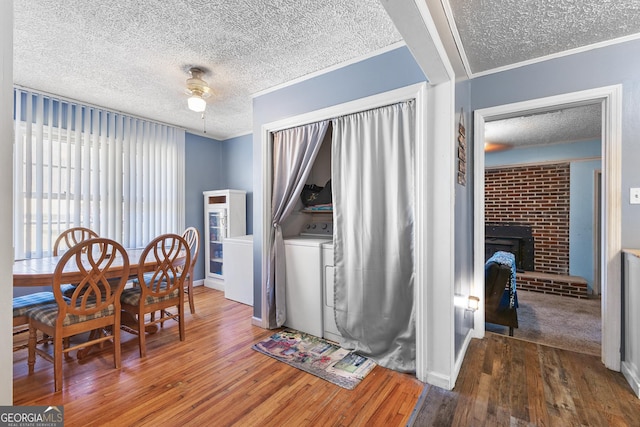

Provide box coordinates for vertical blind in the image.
[13,88,185,259]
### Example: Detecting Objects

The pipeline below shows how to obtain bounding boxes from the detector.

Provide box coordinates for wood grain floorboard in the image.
[14,287,423,427]
[410,333,640,426]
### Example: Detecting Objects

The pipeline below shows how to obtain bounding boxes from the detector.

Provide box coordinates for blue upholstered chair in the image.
[13,292,58,352]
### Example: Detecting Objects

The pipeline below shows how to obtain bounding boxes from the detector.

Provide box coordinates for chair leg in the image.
[137,312,146,358]
[113,316,121,369]
[187,274,196,314]
[179,302,185,341]
[28,326,37,374]
[54,334,64,392]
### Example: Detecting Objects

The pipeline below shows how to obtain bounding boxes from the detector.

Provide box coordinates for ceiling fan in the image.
[185,67,211,113]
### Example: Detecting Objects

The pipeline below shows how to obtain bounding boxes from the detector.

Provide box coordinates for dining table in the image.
[13,247,149,288]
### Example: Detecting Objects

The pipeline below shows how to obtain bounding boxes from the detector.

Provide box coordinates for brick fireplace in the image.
[485,163,587,298]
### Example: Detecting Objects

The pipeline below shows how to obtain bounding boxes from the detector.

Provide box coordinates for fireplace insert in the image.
[485,223,535,272]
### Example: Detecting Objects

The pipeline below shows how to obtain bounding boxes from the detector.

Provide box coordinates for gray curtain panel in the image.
[332,101,416,372]
[267,121,329,328]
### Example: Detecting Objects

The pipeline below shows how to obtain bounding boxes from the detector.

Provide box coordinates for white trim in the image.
[622,362,640,398]
[251,41,407,98]
[473,85,623,370]
[260,82,428,377]
[439,0,472,77]
[422,79,456,389]
[469,34,640,79]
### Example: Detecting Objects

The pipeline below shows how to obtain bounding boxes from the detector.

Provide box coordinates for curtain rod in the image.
[271,98,415,135]
[13,84,187,132]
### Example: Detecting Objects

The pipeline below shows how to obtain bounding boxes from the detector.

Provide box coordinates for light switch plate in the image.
[631,188,640,204]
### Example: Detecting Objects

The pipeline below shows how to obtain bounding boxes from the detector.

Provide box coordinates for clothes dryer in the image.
[283,222,332,337]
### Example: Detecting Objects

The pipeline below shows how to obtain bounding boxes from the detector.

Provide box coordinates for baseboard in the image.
[251,316,265,328]
[425,370,452,390]
[204,278,224,291]
[621,361,640,398]
[452,330,474,386]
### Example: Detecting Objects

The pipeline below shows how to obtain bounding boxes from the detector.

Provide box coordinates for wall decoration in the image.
[457,108,467,186]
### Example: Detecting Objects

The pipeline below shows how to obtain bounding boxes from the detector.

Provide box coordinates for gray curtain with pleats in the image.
[266,121,329,328]
[332,101,416,372]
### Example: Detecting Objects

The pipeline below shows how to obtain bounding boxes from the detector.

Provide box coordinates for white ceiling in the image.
[485,103,602,150]
[13,1,640,142]
[14,0,402,139]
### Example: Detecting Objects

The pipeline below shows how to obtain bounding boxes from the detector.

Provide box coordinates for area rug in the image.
[252,329,376,390]
[486,289,601,356]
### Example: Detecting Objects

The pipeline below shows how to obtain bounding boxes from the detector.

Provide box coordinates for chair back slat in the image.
[182,226,200,270]
[138,234,191,299]
[53,227,99,256]
[53,238,130,319]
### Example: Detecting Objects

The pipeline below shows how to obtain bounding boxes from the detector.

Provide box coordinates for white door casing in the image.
[472,85,623,371]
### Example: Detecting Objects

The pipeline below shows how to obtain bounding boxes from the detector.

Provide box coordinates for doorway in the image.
[472,86,623,371]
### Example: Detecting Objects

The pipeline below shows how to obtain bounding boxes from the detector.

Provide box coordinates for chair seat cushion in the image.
[28,302,115,327]
[133,271,182,286]
[120,285,180,306]
[13,292,58,318]
[60,284,77,297]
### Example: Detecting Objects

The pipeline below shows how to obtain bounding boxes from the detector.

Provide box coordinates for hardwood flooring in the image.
[409,333,640,426]
[13,287,423,427]
[15,288,640,426]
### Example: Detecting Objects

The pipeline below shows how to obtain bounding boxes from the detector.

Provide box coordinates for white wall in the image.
[1,0,14,404]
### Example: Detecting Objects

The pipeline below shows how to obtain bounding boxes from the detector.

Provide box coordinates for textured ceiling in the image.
[484,103,602,149]
[14,0,402,139]
[445,0,640,75]
[14,1,637,142]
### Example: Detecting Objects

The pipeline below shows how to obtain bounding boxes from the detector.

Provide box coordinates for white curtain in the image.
[267,121,329,328]
[13,88,185,259]
[332,101,416,372]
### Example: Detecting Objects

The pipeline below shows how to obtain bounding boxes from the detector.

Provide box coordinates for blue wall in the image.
[252,46,427,319]
[470,38,640,251]
[221,133,254,235]
[185,132,224,281]
[486,140,602,290]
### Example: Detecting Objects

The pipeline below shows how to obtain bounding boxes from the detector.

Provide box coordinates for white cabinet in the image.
[623,249,640,398]
[203,190,246,290]
[223,235,253,306]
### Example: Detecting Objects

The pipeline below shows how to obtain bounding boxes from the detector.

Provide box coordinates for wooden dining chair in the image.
[53,226,99,256]
[54,226,100,298]
[27,238,130,392]
[120,233,191,358]
[182,226,200,314]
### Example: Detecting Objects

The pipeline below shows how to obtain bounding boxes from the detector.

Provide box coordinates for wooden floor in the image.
[410,333,640,426]
[13,287,423,427]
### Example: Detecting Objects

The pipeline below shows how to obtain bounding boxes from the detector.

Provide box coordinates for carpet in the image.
[252,329,376,390]
[486,289,601,356]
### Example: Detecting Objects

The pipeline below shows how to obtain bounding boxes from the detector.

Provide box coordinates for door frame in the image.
[472,85,622,370]
[259,82,433,381]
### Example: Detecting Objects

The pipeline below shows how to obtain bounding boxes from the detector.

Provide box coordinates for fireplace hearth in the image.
[485,223,535,272]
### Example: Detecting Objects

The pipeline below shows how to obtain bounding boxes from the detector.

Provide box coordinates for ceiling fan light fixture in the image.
[186,67,211,112]
[188,94,207,112]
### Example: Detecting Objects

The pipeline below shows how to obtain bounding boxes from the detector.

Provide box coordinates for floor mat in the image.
[252,329,376,390]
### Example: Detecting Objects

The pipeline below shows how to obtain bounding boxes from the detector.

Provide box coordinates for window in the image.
[14,88,185,259]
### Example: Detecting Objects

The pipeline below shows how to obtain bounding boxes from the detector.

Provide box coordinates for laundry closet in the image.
[269,98,417,372]
[280,126,340,342]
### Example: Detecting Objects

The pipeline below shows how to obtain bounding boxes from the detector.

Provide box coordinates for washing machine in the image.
[283,222,333,337]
